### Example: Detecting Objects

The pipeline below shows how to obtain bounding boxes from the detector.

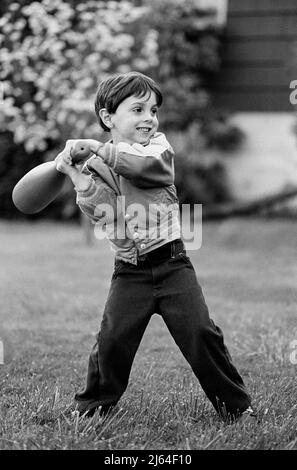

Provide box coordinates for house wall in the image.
[223,112,297,202]
[210,0,297,111]
[207,0,297,205]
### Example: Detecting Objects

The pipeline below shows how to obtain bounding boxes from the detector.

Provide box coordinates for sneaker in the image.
[238,406,258,423]
[75,401,114,418]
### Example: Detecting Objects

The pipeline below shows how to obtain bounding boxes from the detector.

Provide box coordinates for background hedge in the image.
[0,0,243,219]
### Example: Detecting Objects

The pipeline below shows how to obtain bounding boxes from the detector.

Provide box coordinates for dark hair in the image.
[94,71,163,132]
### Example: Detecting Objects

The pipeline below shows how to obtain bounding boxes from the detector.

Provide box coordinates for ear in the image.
[99,108,114,129]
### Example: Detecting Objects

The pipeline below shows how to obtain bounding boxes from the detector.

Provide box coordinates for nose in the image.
[143,110,154,122]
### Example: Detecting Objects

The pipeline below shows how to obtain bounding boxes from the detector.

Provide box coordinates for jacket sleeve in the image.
[75,171,118,225]
[95,132,175,188]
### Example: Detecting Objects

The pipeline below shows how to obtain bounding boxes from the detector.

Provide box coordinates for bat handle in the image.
[70,141,92,164]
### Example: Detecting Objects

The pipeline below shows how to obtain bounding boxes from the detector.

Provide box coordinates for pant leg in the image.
[155,252,252,416]
[75,261,155,411]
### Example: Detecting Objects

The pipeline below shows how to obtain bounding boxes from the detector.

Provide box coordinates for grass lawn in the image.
[0,218,296,450]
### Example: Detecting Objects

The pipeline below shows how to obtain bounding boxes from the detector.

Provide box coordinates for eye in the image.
[151,108,158,115]
[133,107,142,113]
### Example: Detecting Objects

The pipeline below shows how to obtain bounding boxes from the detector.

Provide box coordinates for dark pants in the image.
[75,240,251,417]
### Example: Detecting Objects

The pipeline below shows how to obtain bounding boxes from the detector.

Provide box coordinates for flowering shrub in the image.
[0,0,158,153]
[0,0,240,218]
[0,0,227,153]
[146,0,222,131]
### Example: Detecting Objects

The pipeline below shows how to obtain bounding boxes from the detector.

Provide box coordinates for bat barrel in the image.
[12,162,67,214]
[12,141,92,214]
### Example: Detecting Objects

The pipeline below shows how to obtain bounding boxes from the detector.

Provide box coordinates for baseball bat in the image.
[12,141,92,214]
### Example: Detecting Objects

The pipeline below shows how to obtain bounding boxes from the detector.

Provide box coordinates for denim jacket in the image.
[75,132,181,265]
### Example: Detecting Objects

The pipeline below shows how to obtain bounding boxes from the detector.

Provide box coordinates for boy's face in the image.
[109,92,159,145]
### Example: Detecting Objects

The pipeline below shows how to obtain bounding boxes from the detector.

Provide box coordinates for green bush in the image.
[0,0,159,218]
[0,0,242,218]
[146,0,221,131]
[169,118,242,207]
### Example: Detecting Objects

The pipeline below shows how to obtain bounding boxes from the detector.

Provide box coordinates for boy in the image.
[55,71,255,421]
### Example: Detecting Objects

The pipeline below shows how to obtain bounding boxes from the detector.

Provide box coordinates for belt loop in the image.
[171,240,175,258]
[181,239,184,253]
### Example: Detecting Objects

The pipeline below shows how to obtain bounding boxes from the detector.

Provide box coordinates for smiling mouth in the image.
[136,127,151,133]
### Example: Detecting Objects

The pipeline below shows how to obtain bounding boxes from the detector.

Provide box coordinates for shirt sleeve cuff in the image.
[75,179,96,197]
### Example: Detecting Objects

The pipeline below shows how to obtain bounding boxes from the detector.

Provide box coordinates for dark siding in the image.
[227,0,297,14]
[209,0,297,111]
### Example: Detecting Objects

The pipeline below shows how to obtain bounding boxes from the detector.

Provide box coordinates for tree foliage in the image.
[0,0,242,218]
[0,0,159,153]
